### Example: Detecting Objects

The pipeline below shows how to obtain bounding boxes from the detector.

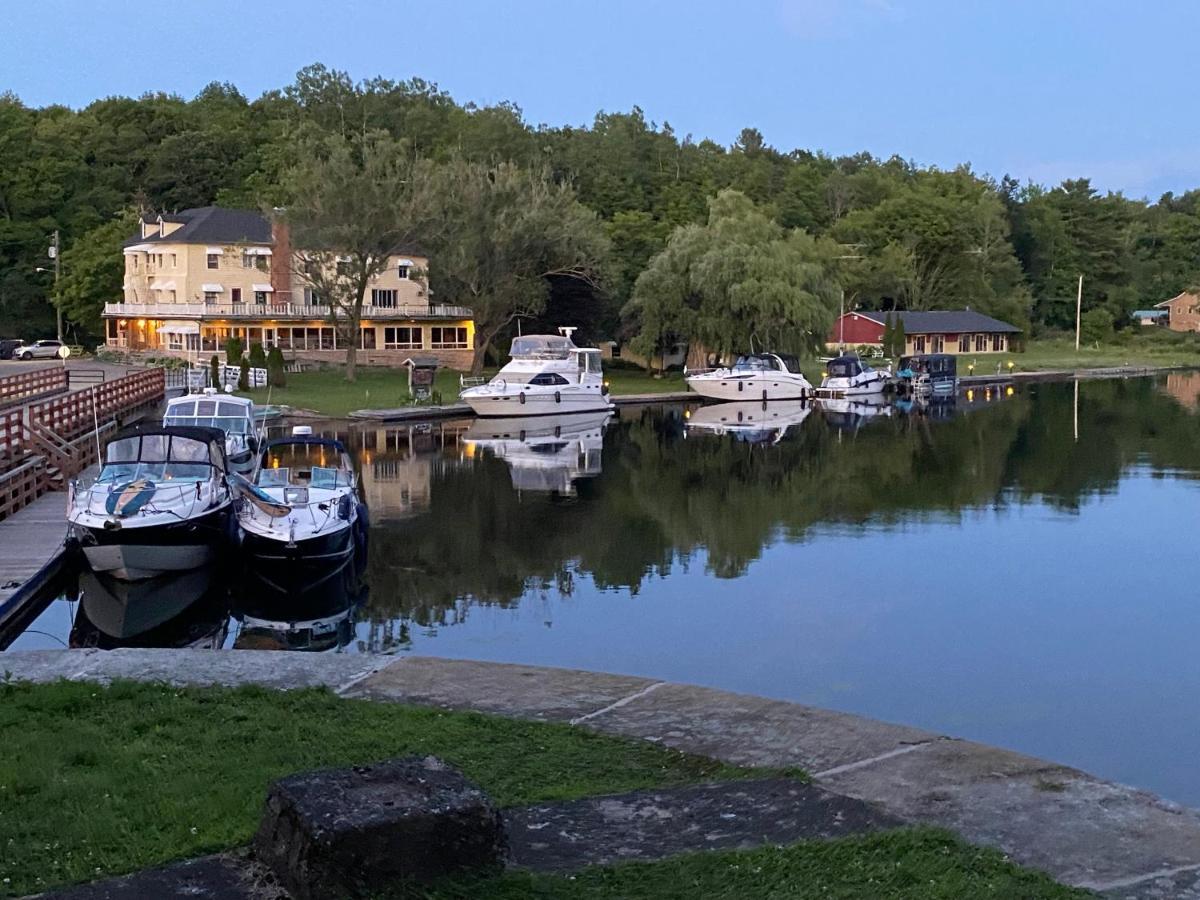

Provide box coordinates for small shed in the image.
[402,357,440,403]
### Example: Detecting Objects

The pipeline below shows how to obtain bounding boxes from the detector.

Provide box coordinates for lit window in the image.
[430,326,468,349]
[384,327,422,350]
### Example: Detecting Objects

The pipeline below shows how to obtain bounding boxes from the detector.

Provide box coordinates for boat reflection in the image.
[815,395,893,431]
[231,567,364,652]
[463,411,611,495]
[684,400,812,444]
[69,568,229,649]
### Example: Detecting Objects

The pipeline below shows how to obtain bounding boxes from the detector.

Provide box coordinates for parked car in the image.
[16,340,65,360]
[0,339,25,360]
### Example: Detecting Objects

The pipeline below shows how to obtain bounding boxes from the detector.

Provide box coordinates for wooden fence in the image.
[0,367,67,409]
[0,368,165,522]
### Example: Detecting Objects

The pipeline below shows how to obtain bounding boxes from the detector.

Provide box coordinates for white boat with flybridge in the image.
[231,427,367,567]
[460,328,613,417]
[67,424,234,580]
[685,400,812,444]
[164,389,259,473]
[816,355,892,398]
[685,353,813,402]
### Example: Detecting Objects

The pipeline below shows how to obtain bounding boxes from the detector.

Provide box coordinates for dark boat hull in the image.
[72,506,233,581]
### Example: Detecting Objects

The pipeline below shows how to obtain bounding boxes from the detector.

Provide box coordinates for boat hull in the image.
[72,506,232,581]
[818,373,890,397]
[463,389,613,417]
[686,374,812,402]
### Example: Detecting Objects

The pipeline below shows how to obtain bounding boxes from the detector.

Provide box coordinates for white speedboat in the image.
[164,389,258,473]
[68,425,234,580]
[233,429,366,566]
[818,355,891,397]
[460,329,613,416]
[685,353,813,401]
[463,410,611,494]
[684,400,812,445]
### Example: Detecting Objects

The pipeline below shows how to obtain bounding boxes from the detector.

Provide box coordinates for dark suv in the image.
[0,339,24,360]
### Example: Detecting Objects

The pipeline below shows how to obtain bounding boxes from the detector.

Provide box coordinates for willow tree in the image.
[423,159,609,374]
[625,190,842,362]
[280,131,434,382]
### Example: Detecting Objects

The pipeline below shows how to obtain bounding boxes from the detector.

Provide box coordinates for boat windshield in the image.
[732,355,783,372]
[165,400,252,434]
[257,443,353,488]
[510,336,574,360]
[98,434,215,483]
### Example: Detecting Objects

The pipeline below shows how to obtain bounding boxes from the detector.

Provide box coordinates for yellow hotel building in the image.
[104,207,475,368]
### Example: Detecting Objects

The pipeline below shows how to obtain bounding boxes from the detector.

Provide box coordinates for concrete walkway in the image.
[6,649,1200,898]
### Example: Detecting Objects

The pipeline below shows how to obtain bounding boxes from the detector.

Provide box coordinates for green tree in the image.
[237,356,250,391]
[248,342,267,370]
[266,344,287,387]
[225,336,243,364]
[626,190,841,360]
[209,354,221,389]
[56,211,139,340]
[423,158,610,374]
[281,131,434,382]
[1080,308,1114,345]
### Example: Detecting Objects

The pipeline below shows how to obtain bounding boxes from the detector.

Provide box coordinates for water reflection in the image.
[70,569,229,650]
[685,400,811,444]
[463,411,610,495]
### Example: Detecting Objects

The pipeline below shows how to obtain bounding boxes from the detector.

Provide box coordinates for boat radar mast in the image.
[558,326,578,341]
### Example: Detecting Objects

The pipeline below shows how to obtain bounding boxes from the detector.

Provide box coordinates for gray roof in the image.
[124,207,272,247]
[871,310,1021,334]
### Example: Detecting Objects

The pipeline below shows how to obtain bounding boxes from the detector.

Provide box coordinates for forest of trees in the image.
[2,64,1199,352]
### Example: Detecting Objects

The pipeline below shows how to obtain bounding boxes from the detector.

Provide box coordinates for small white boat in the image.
[164,389,258,473]
[233,429,366,565]
[460,329,613,417]
[685,400,812,444]
[68,425,234,580]
[818,355,891,397]
[463,410,611,494]
[686,353,813,402]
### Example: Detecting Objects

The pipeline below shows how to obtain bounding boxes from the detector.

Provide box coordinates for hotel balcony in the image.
[102,302,473,321]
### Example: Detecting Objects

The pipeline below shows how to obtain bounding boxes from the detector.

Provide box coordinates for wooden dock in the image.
[0,490,72,645]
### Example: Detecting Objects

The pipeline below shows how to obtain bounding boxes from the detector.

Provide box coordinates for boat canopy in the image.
[826,356,870,378]
[257,435,354,489]
[510,335,575,359]
[100,424,227,481]
[165,396,255,435]
[899,353,957,377]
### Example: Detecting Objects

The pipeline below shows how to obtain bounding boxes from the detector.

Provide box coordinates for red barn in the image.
[825,310,1021,355]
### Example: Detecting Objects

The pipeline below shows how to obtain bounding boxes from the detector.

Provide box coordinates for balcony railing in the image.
[103,302,473,320]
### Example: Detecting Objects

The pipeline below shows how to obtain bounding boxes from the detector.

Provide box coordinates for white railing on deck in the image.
[103,302,472,320]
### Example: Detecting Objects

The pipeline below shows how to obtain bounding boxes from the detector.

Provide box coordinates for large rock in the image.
[253,756,504,899]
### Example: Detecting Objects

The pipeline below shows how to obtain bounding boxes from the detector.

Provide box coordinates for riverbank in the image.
[5,650,1199,898]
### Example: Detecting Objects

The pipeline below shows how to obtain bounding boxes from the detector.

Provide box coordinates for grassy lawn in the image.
[0,680,745,897]
[0,680,1083,900]
[233,367,468,417]
[422,830,1087,899]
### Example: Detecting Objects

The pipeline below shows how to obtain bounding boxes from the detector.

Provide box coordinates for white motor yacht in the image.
[685,353,813,401]
[818,355,891,397]
[462,410,611,495]
[684,400,812,445]
[460,328,613,416]
[164,389,258,473]
[232,429,366,565]
[68,425,234,580]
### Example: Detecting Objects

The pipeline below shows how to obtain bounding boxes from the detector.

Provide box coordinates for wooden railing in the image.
[0,368,166,522]
[27,368,164,441]
[0,367,67,409]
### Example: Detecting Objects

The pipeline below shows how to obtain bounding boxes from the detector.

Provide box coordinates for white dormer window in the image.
[397,258,414,280]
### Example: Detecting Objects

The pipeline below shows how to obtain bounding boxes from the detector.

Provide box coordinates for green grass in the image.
[417,830,1087,899]
[0,680,746,897]
[233,367,469,417]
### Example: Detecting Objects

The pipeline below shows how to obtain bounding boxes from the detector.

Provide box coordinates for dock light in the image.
[1005,386,1014,397]
[137,318,146,327]
[966,389,975,402]
[683,409,691,420]
[1007,360,1014,371]
[821,371,828,379]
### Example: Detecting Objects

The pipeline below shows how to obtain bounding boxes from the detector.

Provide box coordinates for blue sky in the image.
[2,0,1194,199]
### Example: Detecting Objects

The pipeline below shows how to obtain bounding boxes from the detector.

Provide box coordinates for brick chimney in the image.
[270,211,292,307]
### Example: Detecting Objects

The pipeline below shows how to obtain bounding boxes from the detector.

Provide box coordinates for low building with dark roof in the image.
[105,207,474,369]
[825,309,1021,355]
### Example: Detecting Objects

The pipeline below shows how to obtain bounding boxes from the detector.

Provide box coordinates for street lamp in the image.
[34,228,63,342]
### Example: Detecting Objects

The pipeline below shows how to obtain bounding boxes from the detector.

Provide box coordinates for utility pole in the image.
[51,230,63,343]
[838,290,845,351]
[1074,274,1083,352]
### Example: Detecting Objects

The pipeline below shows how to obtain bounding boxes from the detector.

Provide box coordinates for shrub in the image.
[1080,308,1114,345]
[266,345,287,388]
[248,342,267,370]
[237,357,250,391]
[225,336,243,364]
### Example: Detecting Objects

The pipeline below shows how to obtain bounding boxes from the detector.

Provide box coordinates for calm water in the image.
[11,375,1200,807]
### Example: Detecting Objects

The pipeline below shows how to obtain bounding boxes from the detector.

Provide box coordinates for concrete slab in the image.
[505,778,900,872]
[819,737,1200,897]
[574,680,939,772]
[35,853,282,900]
[348,656,661,722]
[1,648,388,691]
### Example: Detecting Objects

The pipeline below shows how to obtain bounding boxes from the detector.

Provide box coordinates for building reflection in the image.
[1162,371,1200,411]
